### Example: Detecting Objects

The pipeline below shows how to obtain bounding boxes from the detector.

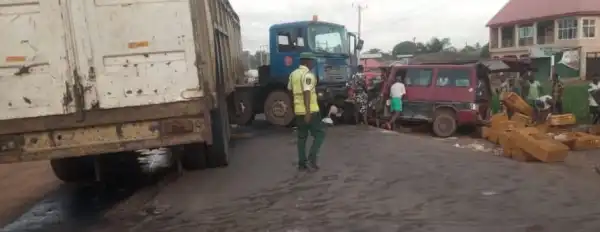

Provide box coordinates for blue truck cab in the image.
[234,19,363,126]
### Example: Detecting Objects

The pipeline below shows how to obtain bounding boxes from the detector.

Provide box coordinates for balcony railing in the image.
[490,41,498,48]
[501,39,514,48]
[519,37,534,46]
[537,35,554,45]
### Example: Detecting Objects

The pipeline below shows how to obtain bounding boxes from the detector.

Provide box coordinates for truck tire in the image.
[342,102,357,124]
[181,143,208,170]
[50,156,95,183]
[231,91,255,125]
[207,96,231,168]
[264,90,294,126]
[432,109,458,138]
[97,152,143,183]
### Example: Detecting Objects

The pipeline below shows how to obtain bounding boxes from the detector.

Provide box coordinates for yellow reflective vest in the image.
[287,65,319,115]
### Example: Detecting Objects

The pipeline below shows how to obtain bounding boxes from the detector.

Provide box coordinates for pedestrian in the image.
[551,73,564,114]
[519,70,534,97]
[496,73,510,114]
[287,52,324,171]
[524,75,543,107]
[385,75,406,130]
[589,75,600,124]
[348,65,369,125]
[533,95,555,123]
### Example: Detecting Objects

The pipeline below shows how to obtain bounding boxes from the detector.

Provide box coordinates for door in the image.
[587,52,600,80]
[0,0,73,120]
[72,0,201,110]
[400,67,435,120]
[271,27,306,80]
[209,26,231,152]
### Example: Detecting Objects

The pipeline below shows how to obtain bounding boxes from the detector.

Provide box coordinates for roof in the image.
[360,58,383,68]
[270,21,344,30]
[487,0,600,27]
[409,52,481,65]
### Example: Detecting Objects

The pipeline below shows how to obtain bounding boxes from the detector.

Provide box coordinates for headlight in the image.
[317,92,324,98]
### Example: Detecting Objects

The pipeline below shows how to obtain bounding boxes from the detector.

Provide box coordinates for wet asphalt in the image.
[1,183,137,232]
[0,117,278,232]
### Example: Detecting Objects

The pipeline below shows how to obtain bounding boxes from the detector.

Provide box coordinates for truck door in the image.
[71,0,201,110]
[271,27,305,81]
[0,0,74,120]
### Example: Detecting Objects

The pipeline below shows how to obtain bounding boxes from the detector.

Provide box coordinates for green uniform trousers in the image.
[296,112,325,165]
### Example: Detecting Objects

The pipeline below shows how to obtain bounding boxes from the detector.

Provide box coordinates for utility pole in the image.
[352,2,367,40]
[353,1,367,62]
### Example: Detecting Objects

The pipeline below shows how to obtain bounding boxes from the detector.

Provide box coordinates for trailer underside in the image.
[0,98,212,164]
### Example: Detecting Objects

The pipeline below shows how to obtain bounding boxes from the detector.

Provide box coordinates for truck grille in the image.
[324,65,348,82]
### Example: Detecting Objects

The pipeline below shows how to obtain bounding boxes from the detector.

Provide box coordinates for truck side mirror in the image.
[356,39,364,51]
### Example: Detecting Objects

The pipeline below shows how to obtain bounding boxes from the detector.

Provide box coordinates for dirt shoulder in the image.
[0,161,60,226]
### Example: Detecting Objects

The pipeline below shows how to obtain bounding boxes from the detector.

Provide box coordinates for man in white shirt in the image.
[533,95,555,123]
[589,76,600,124]
[385,76,406,129]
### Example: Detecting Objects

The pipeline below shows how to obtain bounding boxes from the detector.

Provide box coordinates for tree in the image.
[460,45,477,53]
[480,43,490,58]
[424,37,452,53]
[253,51,269,66]
[416,42,428,53]
[366,48,382,54]
[392,41,418,56]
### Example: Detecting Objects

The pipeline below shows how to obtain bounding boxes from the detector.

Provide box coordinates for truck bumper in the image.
[316,85,348,103]
[0,100,211,164]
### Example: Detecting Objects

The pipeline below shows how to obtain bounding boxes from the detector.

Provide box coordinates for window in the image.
[518,25,534,46]
[583,19,596,38]
[436,69,471,87]
[558,18,578,40]
[307,24,349,54]
[403,68,433,86]
[276,28,305,52]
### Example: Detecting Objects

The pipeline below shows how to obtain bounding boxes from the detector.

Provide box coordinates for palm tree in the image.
[425,37,452,53]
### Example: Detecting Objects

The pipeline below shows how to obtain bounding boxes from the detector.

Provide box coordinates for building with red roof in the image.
[487,0,600,79]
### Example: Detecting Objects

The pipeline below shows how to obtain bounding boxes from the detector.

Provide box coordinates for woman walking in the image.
[348,65,369,125]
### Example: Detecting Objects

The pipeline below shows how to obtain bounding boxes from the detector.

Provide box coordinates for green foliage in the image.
[392,37,485,57]
[366,48,382,54]
[392,41,418,56]
[479,43,490,58]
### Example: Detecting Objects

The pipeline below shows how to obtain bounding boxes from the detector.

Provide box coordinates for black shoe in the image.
[298,164,309,171]
[308,162,320,171]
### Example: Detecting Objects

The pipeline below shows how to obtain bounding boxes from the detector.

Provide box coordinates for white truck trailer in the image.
[0,0,244,182]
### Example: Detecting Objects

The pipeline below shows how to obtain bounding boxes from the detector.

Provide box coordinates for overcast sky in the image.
[229,0,509,52]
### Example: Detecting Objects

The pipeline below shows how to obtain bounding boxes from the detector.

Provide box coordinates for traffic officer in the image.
[287,52,325,171]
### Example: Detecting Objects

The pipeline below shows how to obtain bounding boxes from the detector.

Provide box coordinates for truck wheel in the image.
[97,152,143,183]
[342,102,357,124]
[207,97,231,168]
[50,156,95,183]
[432,109,458,138]
[264,90,294,126]
[231,91,255,125]
[181,143,208,170]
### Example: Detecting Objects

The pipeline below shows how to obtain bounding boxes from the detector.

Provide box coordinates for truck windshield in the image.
[308,24,349,55]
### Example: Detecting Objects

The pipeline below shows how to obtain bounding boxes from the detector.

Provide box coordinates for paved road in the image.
[94,126,600,232]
